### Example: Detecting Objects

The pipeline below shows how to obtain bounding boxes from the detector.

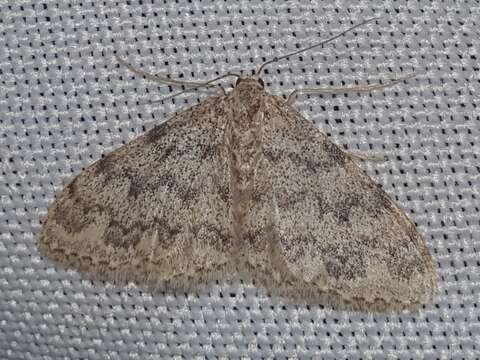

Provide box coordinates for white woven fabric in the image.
[1,1,479,358]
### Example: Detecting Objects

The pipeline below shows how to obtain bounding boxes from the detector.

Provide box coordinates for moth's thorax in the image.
[230,77,265,122]
[228,76,265,167]
[227,77,266,246]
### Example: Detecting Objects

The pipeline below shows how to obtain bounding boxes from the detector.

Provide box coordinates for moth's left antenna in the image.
[255,17,382,76]
[115,54,241,89]
[147,73,242,105]
[115,55,241,104]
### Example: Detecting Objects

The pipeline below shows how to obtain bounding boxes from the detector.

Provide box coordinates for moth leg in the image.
[317,131,385,162]
[285,73,415,105]
[343,150,385,162]
[216,84,227,96]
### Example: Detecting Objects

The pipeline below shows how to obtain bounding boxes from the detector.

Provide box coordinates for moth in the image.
[39,18,437,311]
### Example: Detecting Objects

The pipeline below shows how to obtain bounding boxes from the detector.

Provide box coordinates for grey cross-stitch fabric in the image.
[1,0,479,359]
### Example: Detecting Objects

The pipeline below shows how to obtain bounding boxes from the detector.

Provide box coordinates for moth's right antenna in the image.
[255,17,382,76]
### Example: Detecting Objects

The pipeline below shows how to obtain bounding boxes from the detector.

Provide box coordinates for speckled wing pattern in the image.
[246,97,437,310]
[39,78,437,311]
[40,95,236,286]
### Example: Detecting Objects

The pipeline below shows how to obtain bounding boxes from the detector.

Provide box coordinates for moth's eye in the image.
[235,78,242,86]
[258,78,265,88]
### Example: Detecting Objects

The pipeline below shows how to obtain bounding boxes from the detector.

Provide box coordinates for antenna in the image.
[116,54,241,89]
[144,73,242,105]
[255,17,382,76]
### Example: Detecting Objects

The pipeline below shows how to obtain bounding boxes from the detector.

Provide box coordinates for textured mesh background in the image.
[1,0,479,359]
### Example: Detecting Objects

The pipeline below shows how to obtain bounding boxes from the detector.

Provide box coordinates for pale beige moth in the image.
[39,18,437,311]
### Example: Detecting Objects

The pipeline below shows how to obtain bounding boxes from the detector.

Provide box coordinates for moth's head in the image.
[231,76,265,106]
[234,76,265,90]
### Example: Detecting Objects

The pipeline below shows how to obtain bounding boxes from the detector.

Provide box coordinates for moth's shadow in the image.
[69,266,420,314]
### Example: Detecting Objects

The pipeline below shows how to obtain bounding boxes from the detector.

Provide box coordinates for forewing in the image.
[39,96,234,286]
[248,96,437,310]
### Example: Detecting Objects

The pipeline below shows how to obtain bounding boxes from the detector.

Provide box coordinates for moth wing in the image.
[246,97,437,310]
[40,96,235,285]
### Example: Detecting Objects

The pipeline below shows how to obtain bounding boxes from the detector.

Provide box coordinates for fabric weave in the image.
[0,1,478,358]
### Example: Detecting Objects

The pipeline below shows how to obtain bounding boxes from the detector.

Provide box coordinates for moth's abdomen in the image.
[228,89,265,248]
